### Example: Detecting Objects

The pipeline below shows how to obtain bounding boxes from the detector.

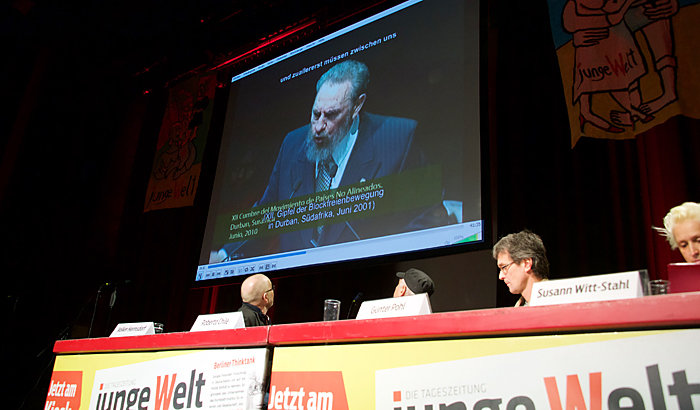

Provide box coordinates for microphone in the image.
[326,160,339,187]
[222,241,247,261]
[344,221,361,241]
[89,280,131,338]
[347,292,364,319]
[328,162,338,178]
[98,279,131,292]
[226,179,302,261]
[109,288,118,308]
[289,179,302,199]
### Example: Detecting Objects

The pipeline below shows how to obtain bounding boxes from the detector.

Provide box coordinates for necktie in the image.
[314,158,336,243]
[315,159,336,193]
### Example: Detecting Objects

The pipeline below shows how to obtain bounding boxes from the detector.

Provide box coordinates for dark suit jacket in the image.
[238,303,270,327]
[259,112,423,251]
[222,112,441,257]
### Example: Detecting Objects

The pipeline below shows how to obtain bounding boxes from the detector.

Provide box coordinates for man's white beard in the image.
[305,115,353,163]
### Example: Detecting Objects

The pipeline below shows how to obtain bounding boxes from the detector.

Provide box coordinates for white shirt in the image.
[315,116,359,189]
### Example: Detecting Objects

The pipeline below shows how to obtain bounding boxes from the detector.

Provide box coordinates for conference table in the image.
[48,292,700,409]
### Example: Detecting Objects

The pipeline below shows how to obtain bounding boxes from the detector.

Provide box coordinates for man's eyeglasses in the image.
[498,261,516,274]
[265,285,275,294]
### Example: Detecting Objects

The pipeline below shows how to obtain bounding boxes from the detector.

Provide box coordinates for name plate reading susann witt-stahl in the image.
[530,270,645,306]
[356,293,432,320]
[109,322,157,337]
[190,312,245,332]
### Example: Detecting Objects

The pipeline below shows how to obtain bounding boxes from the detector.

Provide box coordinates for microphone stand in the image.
[346,292,364,319]
[105,287,118,334]
[88,283,105,338]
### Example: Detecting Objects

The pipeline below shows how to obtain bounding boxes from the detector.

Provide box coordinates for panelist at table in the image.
[656,201,700,263]
[237,274,274,327]
[492,230,550,306]
[393,268,435,299]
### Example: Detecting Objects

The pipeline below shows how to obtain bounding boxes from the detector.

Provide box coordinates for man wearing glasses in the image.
[492,230,550,307]
[238,274,274,326]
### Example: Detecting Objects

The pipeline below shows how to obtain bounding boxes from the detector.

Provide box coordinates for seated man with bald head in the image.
[237,274,274,327]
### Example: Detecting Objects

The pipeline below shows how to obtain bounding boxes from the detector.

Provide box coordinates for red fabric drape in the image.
[637,117,700,279]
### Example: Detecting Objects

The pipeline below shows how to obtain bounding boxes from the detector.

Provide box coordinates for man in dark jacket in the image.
[237,274,274,326]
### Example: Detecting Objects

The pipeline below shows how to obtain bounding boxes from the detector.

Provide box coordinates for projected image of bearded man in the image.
[305,78,363,168]
[217,59,451,258]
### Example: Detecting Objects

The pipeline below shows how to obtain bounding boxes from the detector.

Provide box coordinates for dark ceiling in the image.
[3,4,402,407]
[4,0,394,93]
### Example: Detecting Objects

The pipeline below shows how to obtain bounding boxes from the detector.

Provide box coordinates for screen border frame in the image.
[190,0,492,288]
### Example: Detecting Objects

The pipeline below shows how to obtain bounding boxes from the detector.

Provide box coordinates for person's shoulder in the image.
[364,112,417,129]
[362,113,417,144]
[276,123,311,156]
[287,123,310,138]
[238,302,255,312]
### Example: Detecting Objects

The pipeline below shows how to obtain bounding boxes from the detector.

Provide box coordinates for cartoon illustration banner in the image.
[546,0,700,147]
[268,329,699,409]
[46,348,269,410]
[144,73,215,212]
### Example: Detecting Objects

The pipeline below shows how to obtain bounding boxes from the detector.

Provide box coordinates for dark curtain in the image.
[489,1,699,305]
[3,1,698,406]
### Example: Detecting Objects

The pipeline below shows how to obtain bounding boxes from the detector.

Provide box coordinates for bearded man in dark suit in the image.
[219,60,447,259]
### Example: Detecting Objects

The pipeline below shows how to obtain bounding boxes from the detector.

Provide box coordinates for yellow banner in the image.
[270,329,694,409]
[48,348,268,409]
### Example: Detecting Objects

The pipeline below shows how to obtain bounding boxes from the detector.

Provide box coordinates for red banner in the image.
[144,73,215,211]
[45,371,83,410]
[269,371,349,410]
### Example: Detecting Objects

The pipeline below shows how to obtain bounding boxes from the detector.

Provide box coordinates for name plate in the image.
[530,270,645,306]
[356,293,432,320]
[190,312,245,332]
[110,322,156,337]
